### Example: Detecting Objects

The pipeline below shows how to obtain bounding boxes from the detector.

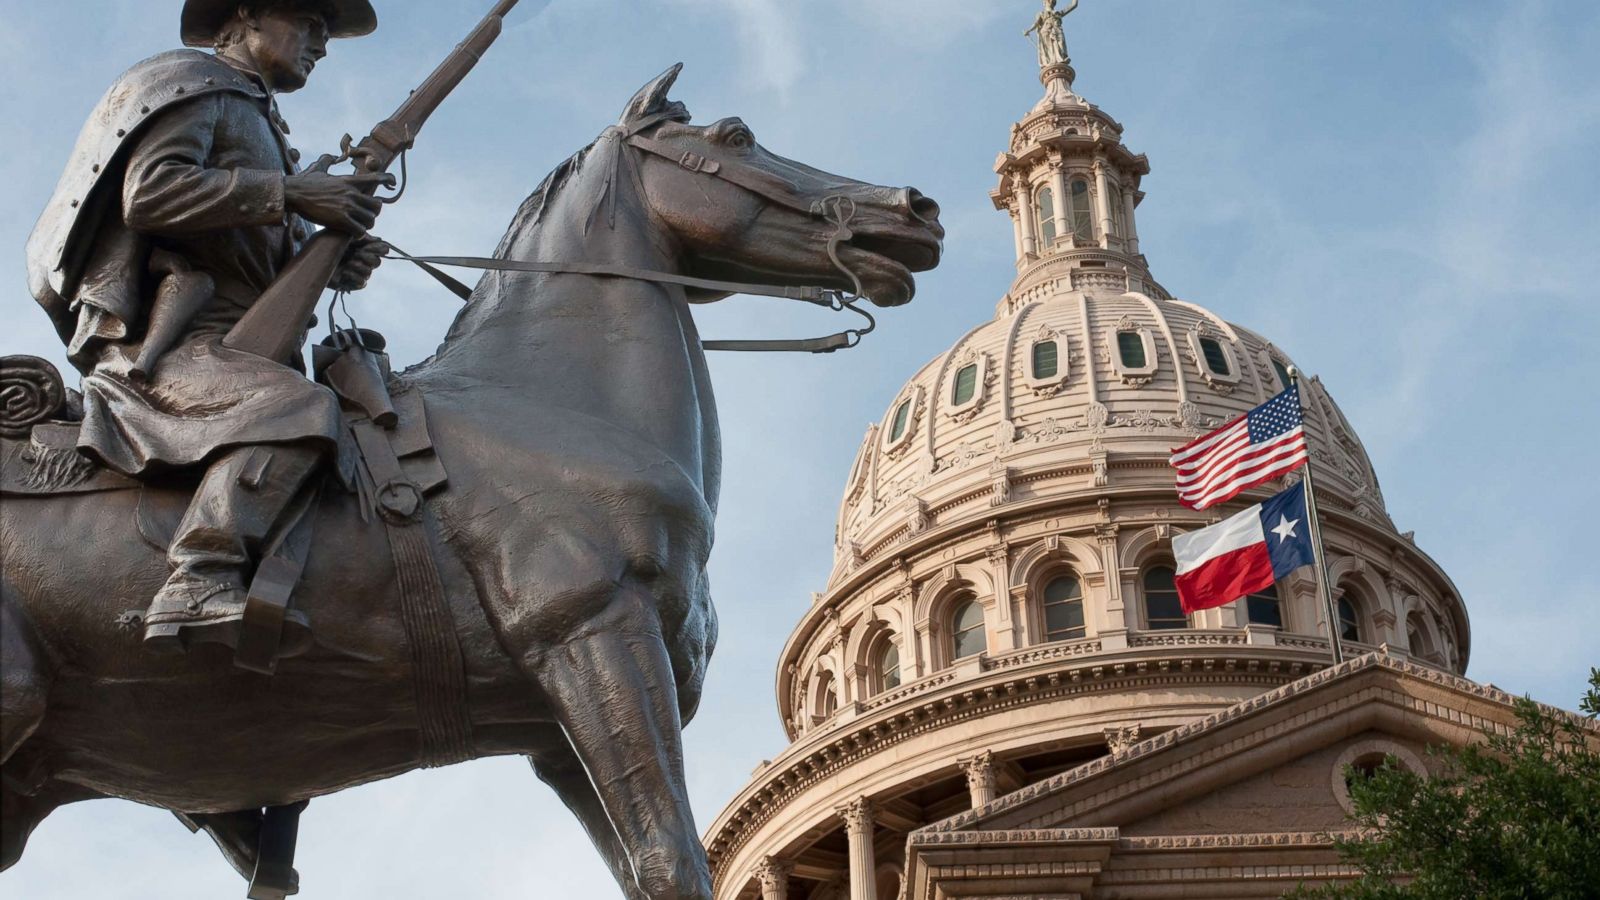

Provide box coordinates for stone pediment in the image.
[903,653,1589,899]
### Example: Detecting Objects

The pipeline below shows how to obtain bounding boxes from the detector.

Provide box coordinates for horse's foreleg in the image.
[528,735,648,900]
[529,584,712,900]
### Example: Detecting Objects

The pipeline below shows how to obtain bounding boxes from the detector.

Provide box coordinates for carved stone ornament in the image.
[837,797,875,834]
[1177,400,1221,432]
[990,464,1014,507]
[1090,449,1109,487]
[906,496,931,536]
[754,856,794,892]
[1103,723,1143,753]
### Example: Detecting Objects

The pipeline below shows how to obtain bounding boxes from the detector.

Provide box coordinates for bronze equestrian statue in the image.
[1,1,943,897]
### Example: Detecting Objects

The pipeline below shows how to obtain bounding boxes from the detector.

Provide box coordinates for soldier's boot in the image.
[142,444,321,655]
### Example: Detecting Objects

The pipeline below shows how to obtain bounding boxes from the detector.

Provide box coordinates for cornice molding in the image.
[709,647,1323,889]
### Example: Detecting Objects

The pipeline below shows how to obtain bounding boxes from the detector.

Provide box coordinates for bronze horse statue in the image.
[1,64,942,898]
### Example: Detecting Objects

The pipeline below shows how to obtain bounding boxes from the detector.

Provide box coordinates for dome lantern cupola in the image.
[996,0,1156,296]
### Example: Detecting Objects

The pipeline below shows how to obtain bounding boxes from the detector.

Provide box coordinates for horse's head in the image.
[608,64,943,307]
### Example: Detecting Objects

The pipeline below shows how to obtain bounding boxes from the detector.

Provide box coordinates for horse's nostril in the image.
[906,188,941,227]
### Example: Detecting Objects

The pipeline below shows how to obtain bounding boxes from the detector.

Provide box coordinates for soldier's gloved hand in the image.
[329,236,388,292]
[284,169,388,234]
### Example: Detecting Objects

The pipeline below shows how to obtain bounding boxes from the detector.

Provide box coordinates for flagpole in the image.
[1288,367,1346,666]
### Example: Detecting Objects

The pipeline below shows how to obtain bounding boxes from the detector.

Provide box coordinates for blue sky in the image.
[3,1,1597,897]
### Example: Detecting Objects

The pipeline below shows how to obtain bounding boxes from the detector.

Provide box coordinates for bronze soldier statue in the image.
[25,0,389,656]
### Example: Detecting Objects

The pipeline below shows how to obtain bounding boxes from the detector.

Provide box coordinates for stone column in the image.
[1008,201,1026,266]
[1123,189,1141,255]
[1014,179,1038,259]
[958,749,998,808]
[838,797,878,900]
[754,855,794,900]
[1093,160,1113,249]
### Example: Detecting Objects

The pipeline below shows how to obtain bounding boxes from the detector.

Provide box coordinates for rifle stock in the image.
[224,0,520,362]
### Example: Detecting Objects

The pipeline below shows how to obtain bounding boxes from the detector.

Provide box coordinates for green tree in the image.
[1291,668,1600,900]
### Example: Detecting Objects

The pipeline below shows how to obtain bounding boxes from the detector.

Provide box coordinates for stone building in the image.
[700,20,1507,900]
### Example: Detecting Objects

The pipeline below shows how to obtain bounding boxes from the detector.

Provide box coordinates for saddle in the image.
[0,345,449,672]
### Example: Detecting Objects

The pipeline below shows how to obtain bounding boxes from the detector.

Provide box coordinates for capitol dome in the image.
[705,35,1469,900]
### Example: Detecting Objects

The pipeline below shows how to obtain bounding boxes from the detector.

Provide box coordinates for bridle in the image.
[385,111,878,353]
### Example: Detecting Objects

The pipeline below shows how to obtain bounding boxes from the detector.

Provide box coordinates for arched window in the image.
[813,670,838,721]
[951,363,978,406]
[950,597,987,660]
[1244,587,1282,627]
[1031,340,1060,379]
[1068,179,1094,241]
[1337,594,1362,643]
[1406,612,1441,664]
[873,636,902,693]
[1041,574,1085,641]
[1109,185,1126,236]
[1117,331,1148,368]
[1143,566,1187,630]
[1199,337,1232,377]
[1036,186,1058,245]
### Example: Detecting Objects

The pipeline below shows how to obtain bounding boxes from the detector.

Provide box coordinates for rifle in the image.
[224,0,521,362]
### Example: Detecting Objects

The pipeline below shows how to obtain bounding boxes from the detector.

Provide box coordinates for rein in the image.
[383,113,878,354]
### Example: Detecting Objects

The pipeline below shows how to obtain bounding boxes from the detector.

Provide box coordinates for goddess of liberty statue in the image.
[1025,0,1078,67]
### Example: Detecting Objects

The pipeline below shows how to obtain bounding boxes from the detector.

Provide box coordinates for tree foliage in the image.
[1291,668,1600,900]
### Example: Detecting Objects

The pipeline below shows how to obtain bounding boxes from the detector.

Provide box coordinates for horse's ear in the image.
[620,62,689,126]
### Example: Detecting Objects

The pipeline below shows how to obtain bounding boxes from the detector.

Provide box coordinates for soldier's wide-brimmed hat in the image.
[181,0,378,48]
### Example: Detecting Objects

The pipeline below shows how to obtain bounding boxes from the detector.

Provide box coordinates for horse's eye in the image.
[726,130,752,149]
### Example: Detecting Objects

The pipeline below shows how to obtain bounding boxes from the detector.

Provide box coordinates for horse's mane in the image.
[491,143,596,259]
[491,100,691,260]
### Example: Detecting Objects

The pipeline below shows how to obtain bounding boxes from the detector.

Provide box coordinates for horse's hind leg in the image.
[526,582,712,900]
[1,590,52,766]
[527,731,648,900]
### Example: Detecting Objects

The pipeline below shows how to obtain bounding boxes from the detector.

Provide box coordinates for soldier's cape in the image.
[25,49,266,372]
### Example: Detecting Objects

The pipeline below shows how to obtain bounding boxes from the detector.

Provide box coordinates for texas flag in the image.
[1172,481,1315,614]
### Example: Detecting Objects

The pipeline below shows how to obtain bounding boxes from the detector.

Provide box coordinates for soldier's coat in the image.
[25,49,339,475]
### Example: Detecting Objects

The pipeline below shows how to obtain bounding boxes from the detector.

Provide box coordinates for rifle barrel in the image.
[222,0,520,361]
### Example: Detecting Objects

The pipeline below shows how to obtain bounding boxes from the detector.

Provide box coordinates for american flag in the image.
[1170,385,1308,510]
